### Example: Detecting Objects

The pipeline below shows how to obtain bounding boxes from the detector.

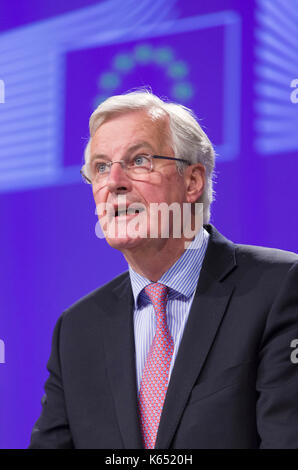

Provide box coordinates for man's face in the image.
[90,109,191,253]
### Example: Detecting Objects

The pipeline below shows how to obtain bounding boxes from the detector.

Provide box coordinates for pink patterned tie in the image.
[138,283,174,449]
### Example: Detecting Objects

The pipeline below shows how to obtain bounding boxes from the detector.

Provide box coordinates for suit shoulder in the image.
[235,243,298,269]
[61,270,130,322]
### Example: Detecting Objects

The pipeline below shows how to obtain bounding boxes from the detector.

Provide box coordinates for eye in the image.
[95,161,108,174]
[131,155,148,167]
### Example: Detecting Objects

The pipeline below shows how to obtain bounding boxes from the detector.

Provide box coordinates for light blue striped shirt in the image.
[129,227,210,392]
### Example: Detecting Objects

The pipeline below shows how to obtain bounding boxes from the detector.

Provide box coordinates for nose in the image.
[106,161,132,193]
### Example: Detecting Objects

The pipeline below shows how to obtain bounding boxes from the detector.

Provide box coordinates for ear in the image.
[184,163,205,203]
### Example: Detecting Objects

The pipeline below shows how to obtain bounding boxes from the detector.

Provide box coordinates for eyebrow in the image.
[90,142,155,162]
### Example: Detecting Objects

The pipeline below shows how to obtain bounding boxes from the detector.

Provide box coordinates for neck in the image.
[122,236,190,282]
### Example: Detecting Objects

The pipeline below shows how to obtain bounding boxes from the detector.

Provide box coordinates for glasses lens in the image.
[84,155,153,187]
[92,160,109,179]
[128,154,151,174]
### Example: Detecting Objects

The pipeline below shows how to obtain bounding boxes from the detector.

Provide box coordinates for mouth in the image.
[114,206,145,218]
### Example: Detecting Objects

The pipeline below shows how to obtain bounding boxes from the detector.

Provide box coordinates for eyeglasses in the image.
[80,154,190,187]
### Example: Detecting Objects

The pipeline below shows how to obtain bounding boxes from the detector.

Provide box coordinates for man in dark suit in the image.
[30,91,298,449]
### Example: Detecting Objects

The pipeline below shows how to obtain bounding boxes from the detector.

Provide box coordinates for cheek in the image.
[166,176,186,204]
[93,190,108,221]
[142,188,169,205]
[141,180,184,206]
[93,186,107,204]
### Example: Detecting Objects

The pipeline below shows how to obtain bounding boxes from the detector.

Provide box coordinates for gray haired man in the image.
[30,90,298,449]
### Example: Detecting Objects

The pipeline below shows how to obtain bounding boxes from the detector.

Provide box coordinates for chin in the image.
[105,235,146,251]
[103,216,149,251]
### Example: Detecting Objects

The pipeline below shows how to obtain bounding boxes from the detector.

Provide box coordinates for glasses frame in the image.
[80,154,190,185]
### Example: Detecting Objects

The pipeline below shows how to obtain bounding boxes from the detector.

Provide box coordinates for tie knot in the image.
[144,282,168,305]
[144,283,168,320]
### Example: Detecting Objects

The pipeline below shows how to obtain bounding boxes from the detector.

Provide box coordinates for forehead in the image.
[90,109,170,156]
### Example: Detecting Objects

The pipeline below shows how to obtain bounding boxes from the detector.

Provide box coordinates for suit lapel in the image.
[100,275,143,449]
[155,225,237,449]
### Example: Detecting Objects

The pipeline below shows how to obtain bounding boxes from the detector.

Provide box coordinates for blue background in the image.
[0,0,297,448]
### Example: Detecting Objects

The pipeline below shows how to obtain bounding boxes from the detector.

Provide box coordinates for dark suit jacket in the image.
[29,225,298,449]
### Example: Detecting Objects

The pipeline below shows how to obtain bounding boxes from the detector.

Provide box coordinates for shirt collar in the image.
[129,226,209,307]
